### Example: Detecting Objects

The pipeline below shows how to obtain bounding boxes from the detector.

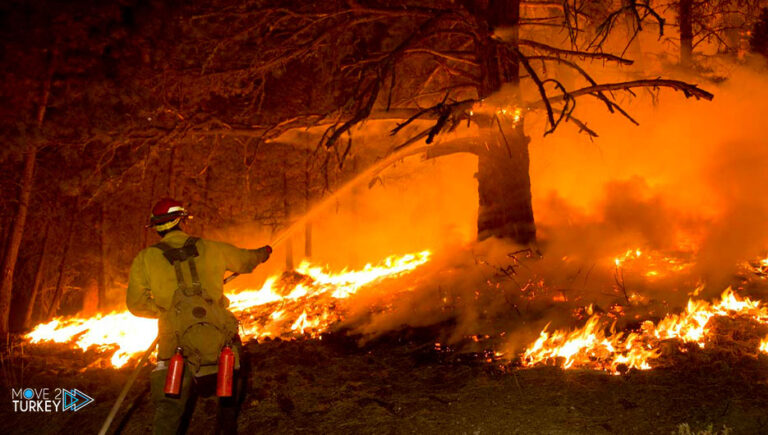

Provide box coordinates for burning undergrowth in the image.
[24,250,433,368]
[18,65,768,380]
[20,174,768,378]
[21,235,768,379]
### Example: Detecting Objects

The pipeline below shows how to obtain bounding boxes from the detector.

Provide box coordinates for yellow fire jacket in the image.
[127,230,269,371]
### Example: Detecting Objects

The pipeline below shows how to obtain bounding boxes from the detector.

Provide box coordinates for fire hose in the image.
[98,271,241,435]
[97,336,158,435]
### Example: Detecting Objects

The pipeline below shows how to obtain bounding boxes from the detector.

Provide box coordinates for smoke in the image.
[208,57,768,356]
[531,63,768,293]
[695,137,768,287]
[328,62,768,353]
[206,150,479,290]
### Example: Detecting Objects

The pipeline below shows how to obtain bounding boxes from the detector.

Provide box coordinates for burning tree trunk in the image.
[0,147,37,335]
[476,123,535,243]
[473,0,535,244]
[679,0,694,67]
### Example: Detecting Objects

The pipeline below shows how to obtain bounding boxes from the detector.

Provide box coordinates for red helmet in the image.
[147,198,190,230]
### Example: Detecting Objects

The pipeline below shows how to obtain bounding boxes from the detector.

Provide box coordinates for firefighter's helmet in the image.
[148,198,189,231]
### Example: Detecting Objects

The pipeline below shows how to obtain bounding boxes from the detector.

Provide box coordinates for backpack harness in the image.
[153,237,237,373]
[155,237,208,301]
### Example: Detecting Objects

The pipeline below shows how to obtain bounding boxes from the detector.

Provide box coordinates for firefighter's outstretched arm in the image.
[126,254,161,318]
[218,241,272,273]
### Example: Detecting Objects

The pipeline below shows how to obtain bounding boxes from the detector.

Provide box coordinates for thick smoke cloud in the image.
[215,60,768,355]
[337,63,768,350]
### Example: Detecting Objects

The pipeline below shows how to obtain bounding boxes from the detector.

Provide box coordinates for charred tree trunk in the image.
[98,205,107,311]
[0,216,9,270]
[476,123,535,243]
[679,0,693,67]
[0,148,37,335]
[285,239,294,270]
[167,144,178,197]
[143,164,160,248]
[47,218,75,319]
[0,56,53,334]
[472,0,535,245]
[283,169,294,270]
[304,157,312,259]
[304,223,312,259]
[200,167,212,236]
[23,223,51,329]
[81,278,99,316]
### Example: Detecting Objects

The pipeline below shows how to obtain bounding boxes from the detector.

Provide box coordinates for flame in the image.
[24,250,431,367]
[26,311,157,367]
[231,250,431,339]
[496,106,523,123]
[744,255,768,278]
[522,288,768,374]
[23,244,768,374]
[612,248,692,278]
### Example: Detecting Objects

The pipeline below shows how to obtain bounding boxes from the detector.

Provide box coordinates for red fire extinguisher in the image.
[217,345,235,397]
[164,347,184,396]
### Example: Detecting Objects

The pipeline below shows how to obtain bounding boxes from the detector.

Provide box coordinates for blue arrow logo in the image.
[62,389,94,411]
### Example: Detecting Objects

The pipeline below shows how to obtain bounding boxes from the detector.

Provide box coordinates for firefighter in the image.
[126,198,271,435]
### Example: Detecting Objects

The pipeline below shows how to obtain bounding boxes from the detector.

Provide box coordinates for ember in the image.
[612,247,694,280]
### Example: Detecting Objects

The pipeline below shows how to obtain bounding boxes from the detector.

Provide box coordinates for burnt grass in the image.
[3,326,768,435]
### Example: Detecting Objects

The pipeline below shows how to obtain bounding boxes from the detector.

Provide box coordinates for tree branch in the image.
[531,79,714,107]
[518,39,634,65]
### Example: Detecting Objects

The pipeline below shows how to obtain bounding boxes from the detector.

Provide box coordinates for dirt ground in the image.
[3,326,768,435]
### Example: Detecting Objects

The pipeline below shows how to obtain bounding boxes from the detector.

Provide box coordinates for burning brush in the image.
[521,288,768,374]
[25,250,431,368]
[21,245,768,379]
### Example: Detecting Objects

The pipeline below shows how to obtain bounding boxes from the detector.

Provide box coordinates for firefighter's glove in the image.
[251,245,272,263]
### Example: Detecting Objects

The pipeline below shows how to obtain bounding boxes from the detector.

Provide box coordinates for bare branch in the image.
[404,48,478,66]
[540,79,714,103]
[518,39,634,65]
[514,48,557,133]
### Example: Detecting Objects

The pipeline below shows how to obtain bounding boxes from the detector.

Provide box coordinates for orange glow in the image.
[24,250,431,367]
[612,248,693,278]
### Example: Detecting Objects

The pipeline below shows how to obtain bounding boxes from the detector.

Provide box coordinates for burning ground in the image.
[7,326,768,434]
[6,240,768,433]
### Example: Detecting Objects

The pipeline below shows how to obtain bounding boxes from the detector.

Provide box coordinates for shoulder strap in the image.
[184,238,202,289]
[153,238,202,295]
[183,237,199,248]
[153,238,199,265]
[153,242,186,287]
[153,242,175,256]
